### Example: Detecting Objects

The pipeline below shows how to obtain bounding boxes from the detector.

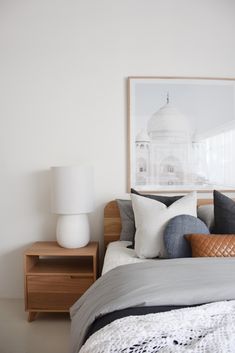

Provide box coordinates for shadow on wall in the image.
[30,168,57,241]
[89,204,103,270]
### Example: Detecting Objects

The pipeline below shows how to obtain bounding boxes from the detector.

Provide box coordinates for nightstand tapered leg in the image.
[28,311,37,322]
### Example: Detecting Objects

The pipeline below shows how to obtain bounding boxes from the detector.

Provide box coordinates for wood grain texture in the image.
[28,293,83,311]
[24,241,99,320]
[27,258,94,276]
[25,241,98,256]
[28,275,93,293]
[104,199,214,247]
[28,311,37,322]
[104,201,122,247]
[27,275,93,310]
[24,255,39,310]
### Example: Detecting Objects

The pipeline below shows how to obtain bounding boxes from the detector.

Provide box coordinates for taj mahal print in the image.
[135,94,205,187]
[129,78,235,191]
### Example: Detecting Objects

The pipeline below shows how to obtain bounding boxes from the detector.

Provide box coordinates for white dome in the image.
[147,103,192,135]
[136,129,150,142]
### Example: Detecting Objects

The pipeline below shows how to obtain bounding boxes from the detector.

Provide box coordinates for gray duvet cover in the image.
[70,258,235,353]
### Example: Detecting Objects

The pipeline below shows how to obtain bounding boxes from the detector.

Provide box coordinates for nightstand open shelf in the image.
[24,241,98,322]
[27,258,94,276]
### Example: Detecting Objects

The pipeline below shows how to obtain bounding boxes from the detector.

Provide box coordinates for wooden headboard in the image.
[104,199,213,248]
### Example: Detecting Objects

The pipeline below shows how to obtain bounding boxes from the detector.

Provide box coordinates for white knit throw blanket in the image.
[80,300,235,353]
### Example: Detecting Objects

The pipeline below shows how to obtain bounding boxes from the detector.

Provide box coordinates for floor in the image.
[0,299,70,353]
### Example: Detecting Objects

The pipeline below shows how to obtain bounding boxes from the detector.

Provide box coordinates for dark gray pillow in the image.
[116,199,135,242]
[214,190,235,233]
[131,188,183,207]
[117,191,183,244]
[164,215,210,258]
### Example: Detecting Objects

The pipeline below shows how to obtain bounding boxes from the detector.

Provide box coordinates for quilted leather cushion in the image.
[186,234,235,257]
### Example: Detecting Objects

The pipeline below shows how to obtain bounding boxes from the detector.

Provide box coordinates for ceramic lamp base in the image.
[56,214,90,248]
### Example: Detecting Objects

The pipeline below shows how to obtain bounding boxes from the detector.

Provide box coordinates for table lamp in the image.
[51,166,94,248]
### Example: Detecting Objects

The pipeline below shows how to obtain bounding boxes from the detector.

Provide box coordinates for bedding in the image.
[214,190,235,233]
[70,258,235,353]
[101,241,153,275]
[197,204,214,230]
[117,191,212,248]
[86,304,193,340]
[117,191,183,244]
[81,300,235,353]
[131,191,197,258]
[164,215,209,258]
[186,233,235,257]
[116,199,135,242]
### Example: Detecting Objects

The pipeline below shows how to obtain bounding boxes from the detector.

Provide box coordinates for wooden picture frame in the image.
[128,76,235,193]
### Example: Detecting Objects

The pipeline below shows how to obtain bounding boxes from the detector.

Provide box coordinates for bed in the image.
[70,198,235,353]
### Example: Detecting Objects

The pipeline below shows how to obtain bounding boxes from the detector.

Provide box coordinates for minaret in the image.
[166,92,169,104]
[135,129,150,185]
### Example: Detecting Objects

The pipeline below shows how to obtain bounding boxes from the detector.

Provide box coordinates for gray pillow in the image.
[197,204,214,231]
[116,199,135,242]
[164,215,210,258]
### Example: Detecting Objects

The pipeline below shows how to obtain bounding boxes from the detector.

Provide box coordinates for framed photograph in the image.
[128,76,235,193]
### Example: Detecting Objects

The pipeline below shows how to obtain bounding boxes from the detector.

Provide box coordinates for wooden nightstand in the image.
[24,241,99,322]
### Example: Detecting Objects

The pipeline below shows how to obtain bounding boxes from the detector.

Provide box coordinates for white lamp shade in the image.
[51,166,94,214]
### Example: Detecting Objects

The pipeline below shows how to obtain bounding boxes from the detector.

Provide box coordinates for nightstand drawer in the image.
[28,292,83,310]
[27,275,94,310]
[27,275,93,293]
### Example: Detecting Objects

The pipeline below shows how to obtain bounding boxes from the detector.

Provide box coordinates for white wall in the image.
[0,0,235,298]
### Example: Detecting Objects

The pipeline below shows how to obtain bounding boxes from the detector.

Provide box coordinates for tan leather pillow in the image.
[185,234,235,257]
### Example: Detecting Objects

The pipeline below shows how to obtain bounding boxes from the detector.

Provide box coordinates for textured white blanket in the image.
[80,300,235,353]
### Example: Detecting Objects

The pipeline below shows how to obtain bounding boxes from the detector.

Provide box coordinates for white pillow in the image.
[131,192,197,259]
